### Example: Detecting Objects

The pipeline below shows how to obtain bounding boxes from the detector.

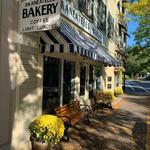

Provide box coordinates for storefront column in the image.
[60,59,64,106]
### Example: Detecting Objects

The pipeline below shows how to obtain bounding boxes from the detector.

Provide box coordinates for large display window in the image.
[80,65,86,95]
[63,60,75,105]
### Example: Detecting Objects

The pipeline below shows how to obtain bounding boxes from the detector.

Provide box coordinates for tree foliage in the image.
[124,0,150,48]
[124,0,150,78]
[126,46,150,78]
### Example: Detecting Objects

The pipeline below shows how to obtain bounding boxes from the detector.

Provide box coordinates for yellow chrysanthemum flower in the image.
[29,115,65,145]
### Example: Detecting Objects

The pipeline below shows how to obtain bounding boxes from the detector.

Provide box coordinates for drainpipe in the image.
[123,60,126,92]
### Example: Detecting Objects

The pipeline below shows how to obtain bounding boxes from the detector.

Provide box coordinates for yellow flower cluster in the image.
[96,90,115,101]
[114,86,123,96]
[103,90,115,101]
[29,115,64,145]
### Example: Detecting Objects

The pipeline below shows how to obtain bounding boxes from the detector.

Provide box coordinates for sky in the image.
[127,17,139,47]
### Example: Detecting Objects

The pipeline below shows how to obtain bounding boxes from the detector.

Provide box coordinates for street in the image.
[125,80,150,95]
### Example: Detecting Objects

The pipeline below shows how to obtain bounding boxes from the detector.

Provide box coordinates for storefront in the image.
[38,17,118,113]
[16,0,116,113]
[0,0,120,149]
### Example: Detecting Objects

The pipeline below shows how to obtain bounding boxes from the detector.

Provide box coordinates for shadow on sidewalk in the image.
[52,105,147,150]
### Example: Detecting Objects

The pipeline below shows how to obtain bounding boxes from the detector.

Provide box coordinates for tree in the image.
[124,0,150,48]
[126,46,150,78]
[124,0,150,79]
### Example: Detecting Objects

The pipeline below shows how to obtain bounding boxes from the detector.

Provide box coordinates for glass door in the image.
[43,57,60,114]
[43,57,76,113]
[63,60,75,105]
[80,65,86,96]
[89,65,94,98]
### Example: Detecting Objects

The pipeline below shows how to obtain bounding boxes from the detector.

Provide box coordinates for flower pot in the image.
[30,136,51,150]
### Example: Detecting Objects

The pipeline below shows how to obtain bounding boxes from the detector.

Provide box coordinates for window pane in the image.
[43,57,60,114]
[78,0,84,12]
[63,60,75,104]
[97,0,107,33]
[89,65,94,98]
[80,65,86,95]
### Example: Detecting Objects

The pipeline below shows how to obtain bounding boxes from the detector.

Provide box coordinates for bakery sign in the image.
[19,0,61,32]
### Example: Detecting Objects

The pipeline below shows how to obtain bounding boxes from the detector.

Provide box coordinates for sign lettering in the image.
[19,0,61,32]
[61,0,104,43]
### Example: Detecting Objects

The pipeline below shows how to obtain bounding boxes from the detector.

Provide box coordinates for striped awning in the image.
[40,21,118,66]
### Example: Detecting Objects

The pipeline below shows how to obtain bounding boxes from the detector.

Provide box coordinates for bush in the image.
[114,86,123,96]
[125,75,130,80]
[28,115,64,145]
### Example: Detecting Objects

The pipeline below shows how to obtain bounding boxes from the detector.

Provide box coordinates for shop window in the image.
[107,84,112,89]
[89,65,94,98]
[63,60,75,105]
[80,65,86,95]
[107,12,114,39]
[95,66,103,90]
[97,0,107,33]
[78,0,84,12]
[107,76,112,82]
[43,57,75,113]
[43,57,60,114]
[78,0,94,21]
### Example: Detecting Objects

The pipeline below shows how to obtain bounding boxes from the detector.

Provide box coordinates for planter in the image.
[30,136,51,150]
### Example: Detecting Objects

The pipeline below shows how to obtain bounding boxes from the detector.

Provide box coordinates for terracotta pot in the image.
[30,136,51,150]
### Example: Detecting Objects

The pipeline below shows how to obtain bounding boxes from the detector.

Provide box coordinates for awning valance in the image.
[40,21,118,66]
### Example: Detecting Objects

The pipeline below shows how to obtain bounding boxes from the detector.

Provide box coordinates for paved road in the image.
[125,80,150,95]
[53,95,150,150]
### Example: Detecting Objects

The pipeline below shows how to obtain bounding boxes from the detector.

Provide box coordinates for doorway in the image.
[43,57,60,114]
[63,60,75,105]
[42,57,75,114]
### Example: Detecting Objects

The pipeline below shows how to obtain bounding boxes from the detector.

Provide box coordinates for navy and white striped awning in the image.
[40,21,118,65]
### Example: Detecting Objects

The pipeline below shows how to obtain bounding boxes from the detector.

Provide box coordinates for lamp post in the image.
[123,62,125,92]
[123,59,127,93]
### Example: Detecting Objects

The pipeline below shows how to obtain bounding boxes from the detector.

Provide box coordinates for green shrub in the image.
[125,75,130,80]
[114,86,123,96]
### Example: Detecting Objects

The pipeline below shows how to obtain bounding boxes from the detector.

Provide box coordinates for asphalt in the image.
[52,95,150,150]
[125,80,150,95]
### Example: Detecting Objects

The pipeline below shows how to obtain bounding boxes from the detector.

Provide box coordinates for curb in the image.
[146,113,150,150]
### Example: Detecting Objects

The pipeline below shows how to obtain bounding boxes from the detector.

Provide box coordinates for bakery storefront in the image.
[19,0,117,114]
[8,0,120,149]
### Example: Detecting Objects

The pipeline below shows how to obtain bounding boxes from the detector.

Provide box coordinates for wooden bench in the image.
[54,100,91,141]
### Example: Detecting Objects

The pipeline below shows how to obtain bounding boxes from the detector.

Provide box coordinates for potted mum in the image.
[28,115,64,150]
[114,86,123,96]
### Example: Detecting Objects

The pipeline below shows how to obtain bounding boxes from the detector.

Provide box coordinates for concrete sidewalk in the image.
[52,95,150,150]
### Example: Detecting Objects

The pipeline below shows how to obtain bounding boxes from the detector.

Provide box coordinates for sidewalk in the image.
[112,96,124,110]
[52,95,150,150]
